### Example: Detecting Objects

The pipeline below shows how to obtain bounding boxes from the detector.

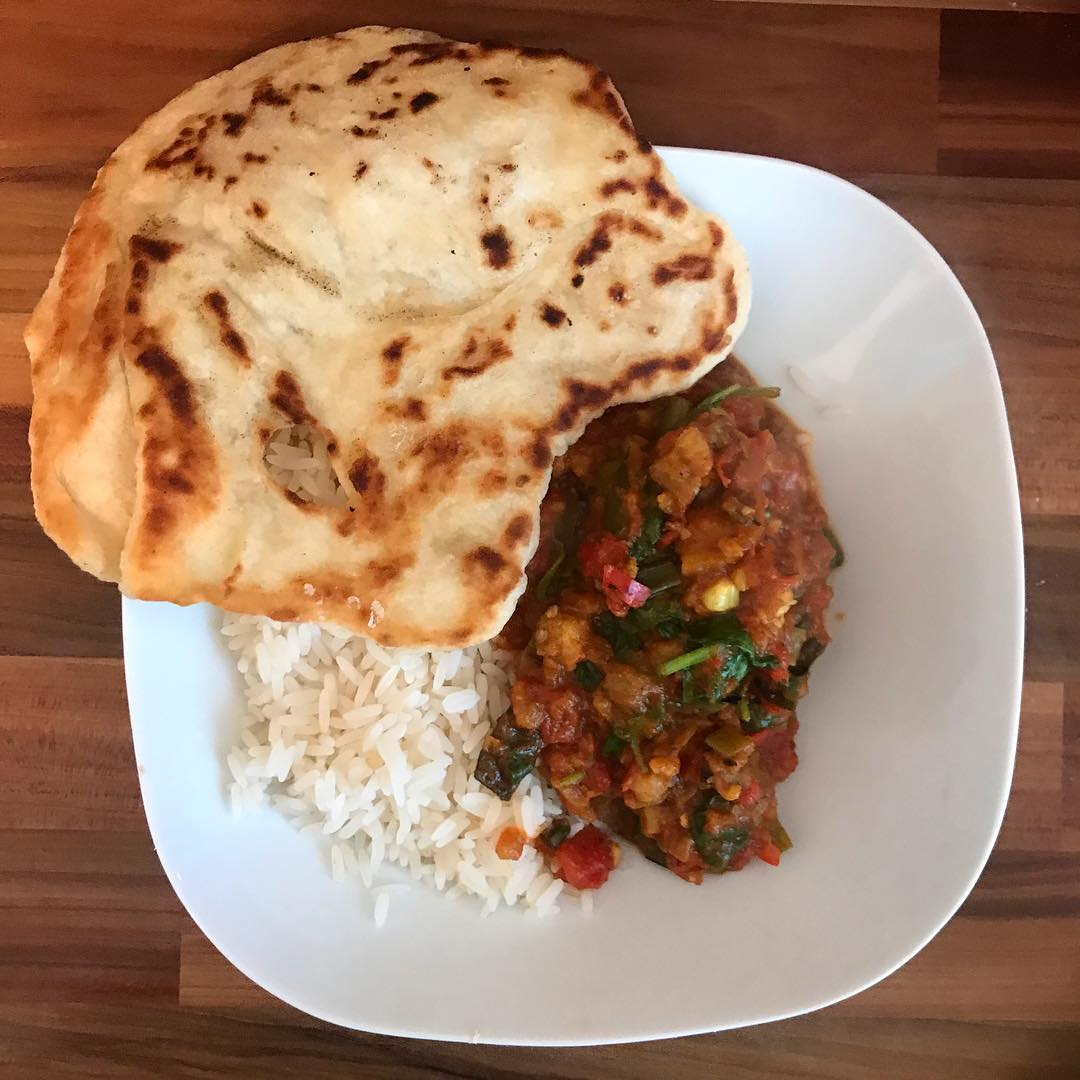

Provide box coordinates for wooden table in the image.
[2,1,1078,1075]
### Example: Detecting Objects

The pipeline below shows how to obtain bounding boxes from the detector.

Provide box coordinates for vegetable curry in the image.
[476,360,839,890]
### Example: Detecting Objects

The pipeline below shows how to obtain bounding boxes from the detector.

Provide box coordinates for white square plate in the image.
[124,148,1023,1045]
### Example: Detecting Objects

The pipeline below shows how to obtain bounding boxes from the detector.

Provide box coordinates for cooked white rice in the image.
[222,427,580,922]
[263,424,348,506]
[222,613,576,920]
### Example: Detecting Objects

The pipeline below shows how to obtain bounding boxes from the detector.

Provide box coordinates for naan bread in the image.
[27,25,750,648]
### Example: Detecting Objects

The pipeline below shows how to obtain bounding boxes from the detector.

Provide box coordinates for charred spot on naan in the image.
[381,397,427,422]
[380,336,411,386]
[144,117,213,173]
[643,174,688,219]
[574,220,613,268]
[368,554,415,588]
[346,450,387,500]
[390,40,473,65]
[521,340,723,475]
[346,58,389,85]
[480,226,512,270]
[571,68,636,140]
[203,291,251,366]
[652,253,715,286]
[539,303,567,328]
[409,90,440,113]
[130,344,219,553]
[143,81,300,178]
[269,370,316,426]
[222,112,247,136]
[503,514,532,546]
[129,234,181,264]
[408,422,476,494]
[600,178,636,198]
[244,232,339,295]
[478,469,509,496]
[250,81,292,109]
[126,234,181,315]
[441,335,512,382]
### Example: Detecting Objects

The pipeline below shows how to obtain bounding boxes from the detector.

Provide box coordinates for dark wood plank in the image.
[996,681,1066,850]
[0,1,940,175]
[1063,683,1080,851]
[1024,518,1080,684]
[0,657,134,829]
[0,831,182,1005]
[2,1003,1079,1080]
[939,12,1080,179]
[0,473,122,659]
[960,848,1080,917]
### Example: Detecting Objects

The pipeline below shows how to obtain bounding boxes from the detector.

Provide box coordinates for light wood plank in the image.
[0,316,32,408]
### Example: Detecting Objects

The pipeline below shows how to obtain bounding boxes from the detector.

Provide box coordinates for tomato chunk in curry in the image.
[475,360,840,889]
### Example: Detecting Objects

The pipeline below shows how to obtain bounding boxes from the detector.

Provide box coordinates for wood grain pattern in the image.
[939,12,1080,179]
[2,0,1079,1074]
[0,1,942,174]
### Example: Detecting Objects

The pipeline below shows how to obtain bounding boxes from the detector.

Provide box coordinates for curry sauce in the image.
[477,360,839,889]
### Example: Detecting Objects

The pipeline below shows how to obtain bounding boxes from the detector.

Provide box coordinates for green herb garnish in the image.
[598,458,629,536]
[693,614,778,683]
[535,539,566,602]
[789,637,825,679]
[541,817,572,849]
[602,732,628,758]
[656,395,693,433]
[738,702,776,734]
[474,724,544,801]
[660,614,777,702]
[689,797,750,869]
[555,769,586,787]
[770,821,793,852]
[612,709,662,769]
[629,592,684,638]
[593,610,642,659]
[535,489,585,601]
[635,558,680,594]
[574,660,605,691]
[823,524,845,569]
[629,484,664,561]
[658,642,724,677]
[690,384,780,419]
